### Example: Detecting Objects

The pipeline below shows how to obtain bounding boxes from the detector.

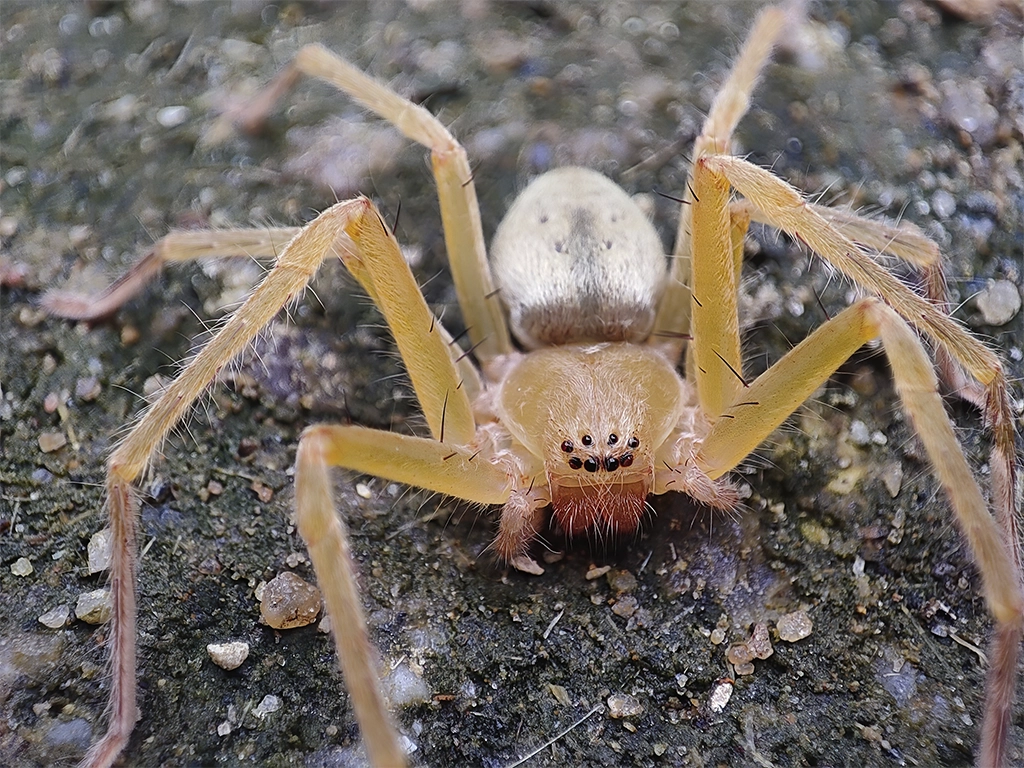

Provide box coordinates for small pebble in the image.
[606,568,637,594]
[930,189,956,219]
[39,605,70,629]
[143,374,168,397]
[381,661,431,708]
[585,565,611,580]
[207,641,250,670]
[881,463,903,498]
[318,613,332,634]
[156,105,191,127]
[512,555,544,575]
[748,622,774,660]
[251,479,274,503]
[87,528,112,574]
[777,610,813,642]
[800,521,831,548]
[548,683,571,706]
[726,643,753,668]
[120,325,140,345]
[259,572,322,629]
[198,557,222,575]
[976,280,1020,326]
[284,551,307,568]
[611,595,638,618]
[252,694,282,719]
[38,431,67,453]
[708,680,734,713]
[607,692,643,718]
[848,419,871,447]
[75,588,112,625]
[75,377,101,402]
[11,556,33,576]
[733,661,755,676]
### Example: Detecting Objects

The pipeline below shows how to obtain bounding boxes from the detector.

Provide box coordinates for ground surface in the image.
[1,1,1023,767]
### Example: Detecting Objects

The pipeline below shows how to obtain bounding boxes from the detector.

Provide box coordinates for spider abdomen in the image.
[491,167,668,349]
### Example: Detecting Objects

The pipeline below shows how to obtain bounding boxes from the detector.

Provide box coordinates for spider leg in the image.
[707,153,1020,575]
[213,44,512,362]
[339,201,476,444]
[41,227,301,320]
[80,200,367,768]
[697,298,1023,768]
[704,155,1003,378]
[292,200,522,765]
[653,4,788,359]
[798,203,940,268]
[697,298,880,477]
[295,427,510,767]
[292,208,516,765]
[687,154,745,418]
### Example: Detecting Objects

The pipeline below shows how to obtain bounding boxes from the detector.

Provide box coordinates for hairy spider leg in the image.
[293,202,512,767]
[695,297,1023,768]
[652,4,788,362]
[80,199,397,768]
[217,44,512,362]
[710,154,1020,576]
[41,227,301,321]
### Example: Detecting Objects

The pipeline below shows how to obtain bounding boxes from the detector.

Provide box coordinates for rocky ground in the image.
[1,1,1022,766]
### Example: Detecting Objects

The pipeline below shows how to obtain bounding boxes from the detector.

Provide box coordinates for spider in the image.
[31,4,1021,768]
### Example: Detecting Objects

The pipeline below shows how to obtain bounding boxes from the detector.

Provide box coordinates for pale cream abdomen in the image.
[490,167,667,349]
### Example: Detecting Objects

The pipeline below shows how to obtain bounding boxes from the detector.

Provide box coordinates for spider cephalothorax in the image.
[497,342,682,539]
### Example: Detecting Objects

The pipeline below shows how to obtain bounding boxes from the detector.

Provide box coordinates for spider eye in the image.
[604,456,619,472]
[568,456,583,470]
[620,452,634,467]
[581,434,593,446]
[626,436,640,449]
[607,433,618,445]
[583,457,599,472]
[561,440,574,452]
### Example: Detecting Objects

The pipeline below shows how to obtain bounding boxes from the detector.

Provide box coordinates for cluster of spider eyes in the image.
[560,433,640,473]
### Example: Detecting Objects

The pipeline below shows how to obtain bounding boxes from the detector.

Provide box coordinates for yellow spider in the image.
[31,4,1020,767]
